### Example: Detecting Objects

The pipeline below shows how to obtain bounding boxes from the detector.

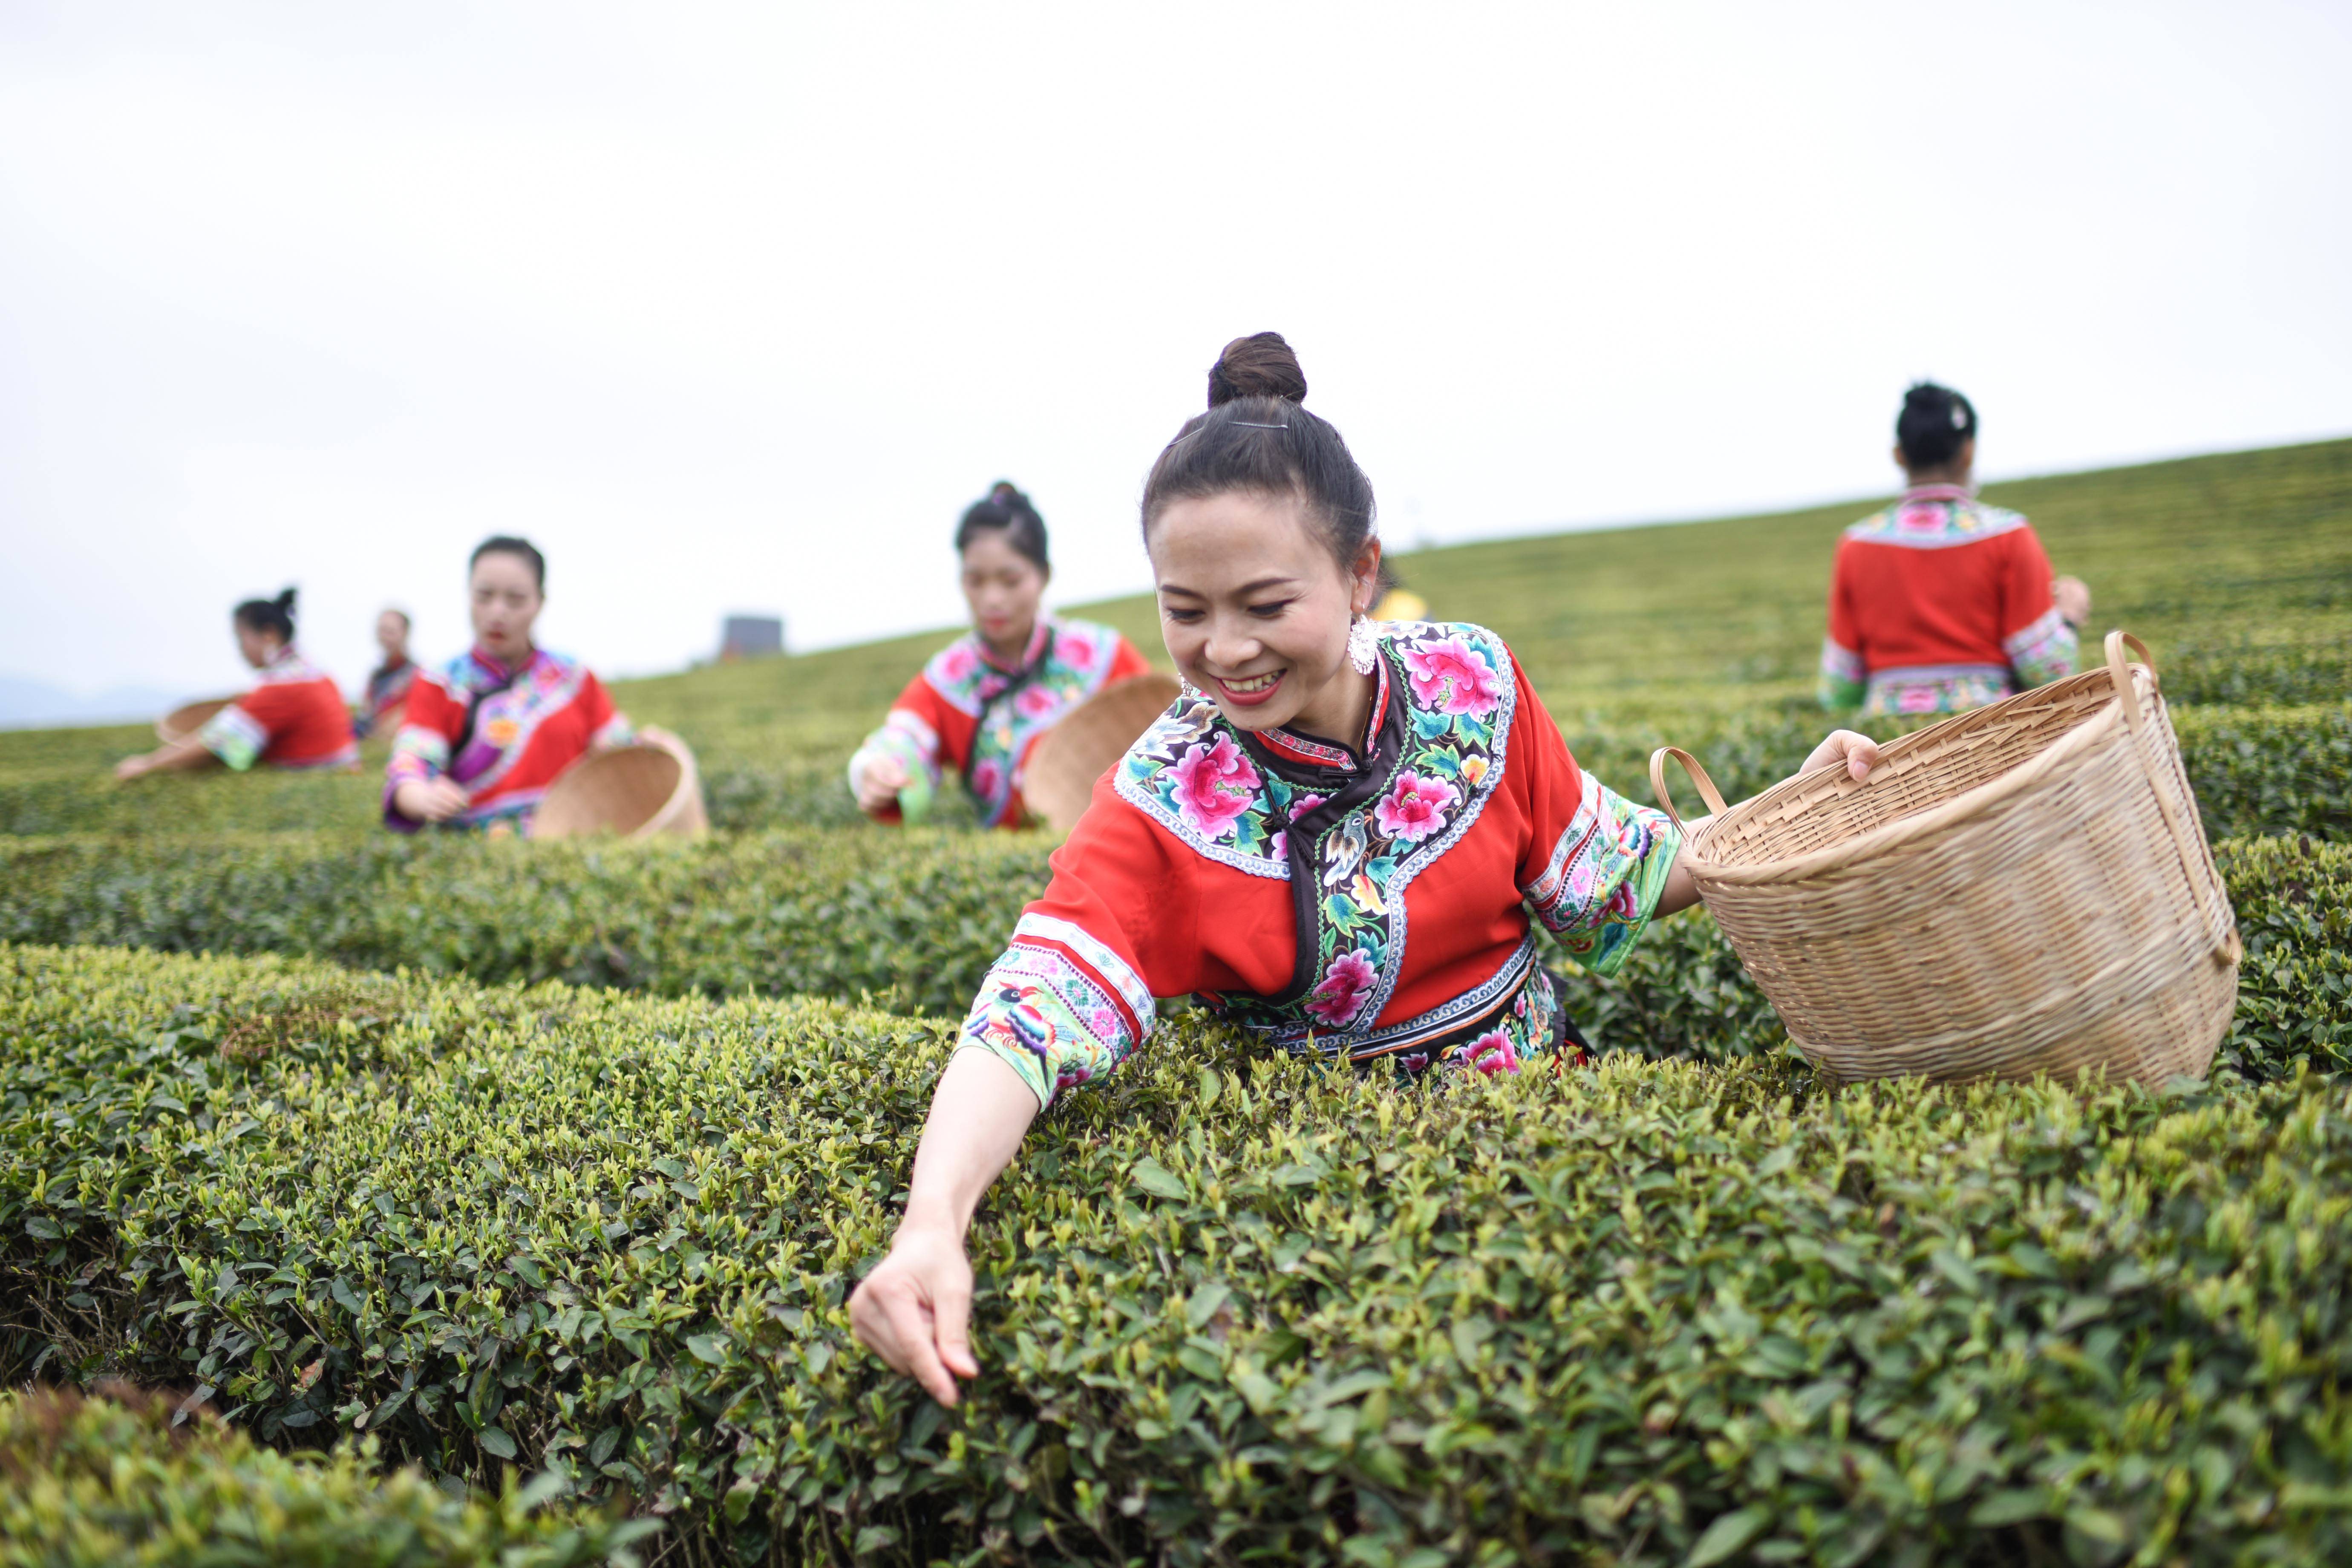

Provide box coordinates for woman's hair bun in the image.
[274,588,297,614]
[1207,332,1307,408]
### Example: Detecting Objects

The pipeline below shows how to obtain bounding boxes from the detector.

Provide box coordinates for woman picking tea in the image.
[850,334,1882,1404]
[1819,382,2091,717]
[354,607,418,738]
[848,482,1152,828]
[115,589,357,779]
[384,536,638,834]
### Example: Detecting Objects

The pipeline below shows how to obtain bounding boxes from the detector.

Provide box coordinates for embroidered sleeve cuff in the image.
[197,704,268,772]
[1818,639,1866,709]
[594,714,636,749]
[1542,775,1683,979]
[2003,608,2079,690]
[849,715,942,805]
[957,937,1148,1110]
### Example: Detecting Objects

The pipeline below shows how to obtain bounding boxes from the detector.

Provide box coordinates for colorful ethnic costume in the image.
[383,646,632,833]
[851,616,1152,829]
[1819,484,2078,718]
[196,648,360,772]
[958,620,1683,1107]
[354,655,417,738]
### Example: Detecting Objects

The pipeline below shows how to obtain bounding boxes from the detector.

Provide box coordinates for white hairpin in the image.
[1231,421,1288,429]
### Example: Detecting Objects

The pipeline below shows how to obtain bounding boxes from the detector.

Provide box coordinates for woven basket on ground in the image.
[156,697,236,745]
[1648,631,2239,1088]
[530,733,709,841]
[1023,672,1182,833]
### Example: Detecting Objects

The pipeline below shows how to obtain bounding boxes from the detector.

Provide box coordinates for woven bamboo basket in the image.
[1023,673,1181,833]
[530,733,709,841]
[1647,631,2239,1088]
[156,696,237,745]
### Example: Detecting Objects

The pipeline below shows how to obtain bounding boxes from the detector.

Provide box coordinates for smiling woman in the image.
[846,332,1886,1406]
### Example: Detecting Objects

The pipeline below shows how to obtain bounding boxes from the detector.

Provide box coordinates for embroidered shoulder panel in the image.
[1844,496,2029,551]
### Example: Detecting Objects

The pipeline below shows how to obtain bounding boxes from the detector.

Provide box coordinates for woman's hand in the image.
[1802,729,1881,782]
[850,1225,980,1406]
[394,777,470,822]
[855,753,911,813]
[2053,575,2091,628]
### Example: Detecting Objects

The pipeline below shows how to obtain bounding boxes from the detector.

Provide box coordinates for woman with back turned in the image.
[847,482,1153,828]
[847,333,1889,1405]
[114,589,357,779]
[384,536,637,834]
[1819,383,2091,716]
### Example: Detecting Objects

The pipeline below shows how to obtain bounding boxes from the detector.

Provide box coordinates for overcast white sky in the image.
[3,1,2347,704]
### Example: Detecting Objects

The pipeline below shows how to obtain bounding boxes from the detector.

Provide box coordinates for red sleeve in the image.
[402,674,463,744]
[1107,635,1154,682]
[1502,651,1592,896]
[1021,771,1207,1005]
[1998,526,2058,640]
[233,682,301,747]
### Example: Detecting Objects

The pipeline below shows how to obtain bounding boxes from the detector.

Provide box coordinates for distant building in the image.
[719,615,785,661]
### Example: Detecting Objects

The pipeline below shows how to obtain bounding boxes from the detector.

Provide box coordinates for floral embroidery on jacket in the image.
[856,615,1128,827]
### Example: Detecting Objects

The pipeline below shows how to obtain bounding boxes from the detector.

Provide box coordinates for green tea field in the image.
[3,437,2349,1566]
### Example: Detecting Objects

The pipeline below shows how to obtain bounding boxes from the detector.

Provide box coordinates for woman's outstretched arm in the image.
[849,1048,1040,1406]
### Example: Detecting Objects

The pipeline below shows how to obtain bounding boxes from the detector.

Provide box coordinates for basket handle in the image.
[1648,746,1729,833]
[2103,629,2241,967]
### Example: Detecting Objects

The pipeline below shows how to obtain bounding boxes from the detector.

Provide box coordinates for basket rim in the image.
[1681,663,2148,888]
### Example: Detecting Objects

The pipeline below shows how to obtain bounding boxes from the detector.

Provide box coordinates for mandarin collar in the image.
[1900,482,1977,503]
[468,645,536,680]
[977,618,1052,675]
[1254,654,1391,775]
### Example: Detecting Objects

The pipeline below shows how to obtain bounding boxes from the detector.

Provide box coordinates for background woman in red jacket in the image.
[1820,383,2092,717]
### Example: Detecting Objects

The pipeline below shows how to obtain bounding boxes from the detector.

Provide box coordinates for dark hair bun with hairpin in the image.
[1208,332,1308,408]
[1897,381,1977,470]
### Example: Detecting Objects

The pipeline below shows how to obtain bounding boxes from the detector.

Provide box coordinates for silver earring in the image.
[1347,614,1378,675]
[1179,676,1205,703]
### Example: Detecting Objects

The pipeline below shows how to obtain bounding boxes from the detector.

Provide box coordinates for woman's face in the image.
[1149,490,1379,736]
[960,531,1048,656]
[470,552,543,662]
[233,619,280,670]
[376,611,409,658]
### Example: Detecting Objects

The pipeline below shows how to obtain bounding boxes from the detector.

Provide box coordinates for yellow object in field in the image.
[1371,588,1428,623]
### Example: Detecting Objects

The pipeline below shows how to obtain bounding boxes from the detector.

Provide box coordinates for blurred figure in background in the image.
[114,589,359,779]
[1820,383,2090,717]
[384,536,636,834]
[849,481,1152,828]
[354,607,417,738]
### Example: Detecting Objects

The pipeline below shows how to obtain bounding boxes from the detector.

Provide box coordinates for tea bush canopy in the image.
[0,436,2346,1565]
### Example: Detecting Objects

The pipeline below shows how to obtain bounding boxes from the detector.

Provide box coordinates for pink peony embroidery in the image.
[1058,629,1098,668]
[937,643,980,684]
[1466,1029,1519,1075]
[1016,686,1062,719]
[1307,948,1377,1026]
[1898,504,1944,531]
[1402,637,1503,716]
[1089,1006,1124,1041]
[1169,734,1260,838]
[1288,793,1328,821]
[1897,686,1940,714]
[971,758,1004,800]
[1374,771,1460,843]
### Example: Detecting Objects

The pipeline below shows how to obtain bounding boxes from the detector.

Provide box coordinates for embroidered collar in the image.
[1250,655,1392,775]
[1899,482,1977,504]
[977,619,1053,676]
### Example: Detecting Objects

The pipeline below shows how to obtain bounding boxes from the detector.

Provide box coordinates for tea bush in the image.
[0,827,1055,1015]
[8,942,2352,1567]
[2,832,2339,1081]
[0,1382,654,1566]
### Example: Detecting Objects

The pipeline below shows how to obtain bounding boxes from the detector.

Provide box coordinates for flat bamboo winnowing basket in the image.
[1649,631,2239,1088]
[1023,672,1182,833]
[530,734,709,841]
